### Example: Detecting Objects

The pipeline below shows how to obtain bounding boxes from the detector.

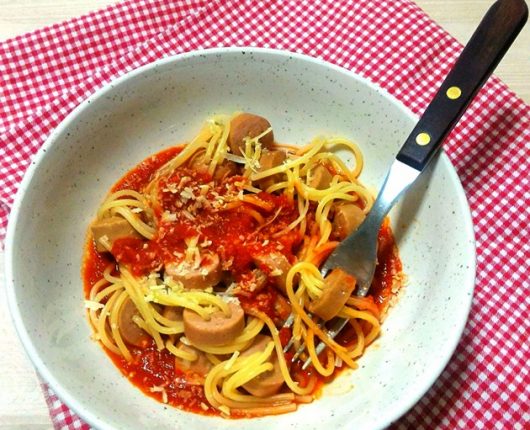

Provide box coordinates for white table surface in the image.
[1,1,529,429]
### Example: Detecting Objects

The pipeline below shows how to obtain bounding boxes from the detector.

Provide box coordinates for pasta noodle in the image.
[82,112,404,417]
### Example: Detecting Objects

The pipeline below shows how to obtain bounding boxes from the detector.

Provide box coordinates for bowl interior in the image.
[6,48,475,430]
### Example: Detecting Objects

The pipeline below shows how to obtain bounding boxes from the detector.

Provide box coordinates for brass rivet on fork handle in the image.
[288,0,528,371]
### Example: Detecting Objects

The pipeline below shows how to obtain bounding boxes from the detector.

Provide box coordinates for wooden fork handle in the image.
[396,0,528,171]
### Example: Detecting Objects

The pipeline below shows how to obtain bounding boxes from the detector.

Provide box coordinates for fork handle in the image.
[396,0,528,171]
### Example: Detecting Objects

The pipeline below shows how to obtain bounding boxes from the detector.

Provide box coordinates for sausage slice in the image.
[308,269,356,321]
[256,150,286,191]
[332,203,365,240]
[253,253,292,294]
[91,216,141,252]
[228,113,274,155]
[213,160,238,183]
[174,341,213,385]
[183,302,245,346]
[189,150,209,173]
[165,253,222,290]
[162,306,183,322]
[308,164,333,190]
[189,151,238,182]
[241,335,284,397]
[118,297,150,347]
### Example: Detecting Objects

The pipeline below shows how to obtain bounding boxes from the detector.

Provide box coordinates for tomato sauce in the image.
[104,341,217,415]
[111,147,181,192]
[371,219,403,311]
[82,144,403,417]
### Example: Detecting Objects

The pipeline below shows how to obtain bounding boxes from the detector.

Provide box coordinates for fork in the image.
[283,0,528,369]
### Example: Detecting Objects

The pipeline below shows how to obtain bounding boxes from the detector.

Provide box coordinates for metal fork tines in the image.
[281,312,325,363]
[281,311,349,369]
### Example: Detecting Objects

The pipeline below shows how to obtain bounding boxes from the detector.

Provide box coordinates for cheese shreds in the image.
[184,236,201,268]
[270,268,283,277]
[84,300,105,310]
[150,386,168,404]
[180,187,195,201]
[182,210,195,220]
[162,211,177,222]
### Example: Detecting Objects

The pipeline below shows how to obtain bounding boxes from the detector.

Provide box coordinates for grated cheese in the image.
[182,210,195,220]
[177,176,191,189]
[84,300,104,311]
[163,183,179,194]
[150,386,168,404]
[220,295,240,306]
[180,187,195,201]
[184,236,201,268]
[200,238,212,247]
[162,211,177,222]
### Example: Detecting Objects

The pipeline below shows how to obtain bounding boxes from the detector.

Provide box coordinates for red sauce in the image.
[372,219,403,311]
[83,240,113,293]
[105,342,217,415]
[82,144,403,417]
[112,147,181,192]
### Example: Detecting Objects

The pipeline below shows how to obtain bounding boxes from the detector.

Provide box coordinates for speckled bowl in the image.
[5,48,475,430]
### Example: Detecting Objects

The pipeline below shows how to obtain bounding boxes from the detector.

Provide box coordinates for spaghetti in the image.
[82,112,404,417]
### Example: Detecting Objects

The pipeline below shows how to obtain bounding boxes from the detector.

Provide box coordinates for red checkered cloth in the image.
[1,0,529,428]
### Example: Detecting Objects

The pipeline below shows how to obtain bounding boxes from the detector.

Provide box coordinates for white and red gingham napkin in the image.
[1,0,529,428]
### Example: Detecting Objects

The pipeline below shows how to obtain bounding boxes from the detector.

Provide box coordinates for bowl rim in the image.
[4,46,476,430]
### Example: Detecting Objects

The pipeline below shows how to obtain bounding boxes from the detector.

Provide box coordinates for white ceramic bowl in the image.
[5,48,475,430]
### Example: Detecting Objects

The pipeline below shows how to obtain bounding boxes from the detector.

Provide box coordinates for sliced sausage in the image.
[162,306,183,343]
[307,164,333,190]
[183,302,245,346]
[91,216,141,252]
[118,297,150,347]
[308,268,356,321]
[189,151,238,182]
[162,306,183,322]
[253,253,292,294]
[189,150,209,173]
[332,203,365,240]
[165,253,222,290]
[174,341,212,385]
[228,113,274,155]
[256,150,286,191]
[241,335,284,397]
[213,160,238,183]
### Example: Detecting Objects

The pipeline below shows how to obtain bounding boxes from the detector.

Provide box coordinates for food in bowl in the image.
[82,112,404,417]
